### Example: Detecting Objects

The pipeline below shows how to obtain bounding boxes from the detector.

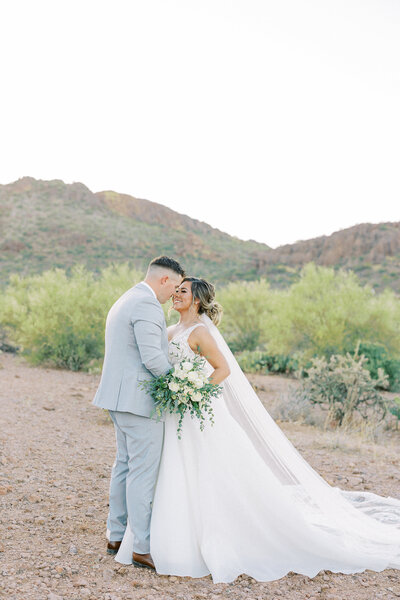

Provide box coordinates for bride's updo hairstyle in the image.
[183,277,223,326]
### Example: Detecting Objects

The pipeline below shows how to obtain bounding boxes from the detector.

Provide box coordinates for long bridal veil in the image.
[200,314,400,568]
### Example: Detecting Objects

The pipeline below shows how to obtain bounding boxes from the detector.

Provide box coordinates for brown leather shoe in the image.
[107,540,122,555]
[132,552,155,570]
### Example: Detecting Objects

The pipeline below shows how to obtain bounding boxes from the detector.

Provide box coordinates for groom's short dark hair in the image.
[149,256,185,277]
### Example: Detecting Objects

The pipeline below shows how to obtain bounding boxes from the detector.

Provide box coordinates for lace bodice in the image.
[168,323,207,365]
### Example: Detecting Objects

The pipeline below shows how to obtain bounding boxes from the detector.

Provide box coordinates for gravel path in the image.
[1,354,399,600]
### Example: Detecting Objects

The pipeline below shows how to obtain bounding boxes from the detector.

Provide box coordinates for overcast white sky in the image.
[1,0,399,248]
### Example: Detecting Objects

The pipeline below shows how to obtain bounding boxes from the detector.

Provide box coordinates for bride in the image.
[115,277,400,583]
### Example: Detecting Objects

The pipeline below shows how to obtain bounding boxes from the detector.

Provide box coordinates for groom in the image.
[93,256,185,570]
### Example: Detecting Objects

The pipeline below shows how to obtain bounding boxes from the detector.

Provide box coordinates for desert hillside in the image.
[1,177,400,291]
[259,221,400,291]
[0,177,268,285]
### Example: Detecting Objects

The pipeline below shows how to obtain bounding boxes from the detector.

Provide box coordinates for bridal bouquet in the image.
[141,355,222,438]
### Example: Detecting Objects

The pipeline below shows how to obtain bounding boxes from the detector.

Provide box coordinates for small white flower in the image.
[168,382,180,392]
[192,391,202,402]
[183,386,192,395]
[193,378,203,389]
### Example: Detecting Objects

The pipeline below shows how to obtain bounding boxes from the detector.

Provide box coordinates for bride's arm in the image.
[188,327,230,385]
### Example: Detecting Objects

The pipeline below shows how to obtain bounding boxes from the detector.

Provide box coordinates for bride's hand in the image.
[188,327,230,385]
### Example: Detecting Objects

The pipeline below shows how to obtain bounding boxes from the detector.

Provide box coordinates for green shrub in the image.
[388,397,400,424]
[0,264,142,370]
[212,265,400,374]
[36,327,101,371]
[352,341,400,391]
[3,261,400,376]
[297,353,389,427]
[216,264,400,367]
[265,264,400,362]
[217,279,277,352]
[236,350,299,374]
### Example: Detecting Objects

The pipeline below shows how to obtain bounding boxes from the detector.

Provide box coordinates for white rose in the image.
[173,365,185,378]
[181,361,193,372]
[193,378,203,389]
[178,369,187,379]
[168,382,180,392]
[192,391,202,402]
[187,371,199,383]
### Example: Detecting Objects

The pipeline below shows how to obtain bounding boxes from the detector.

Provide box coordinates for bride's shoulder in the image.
[187,323,212,347]
[167,323,179,342]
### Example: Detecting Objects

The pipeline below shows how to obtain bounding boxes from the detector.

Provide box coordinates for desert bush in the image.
[215,265,400,384]
[388,397,400,426]
[296,352,389,427]
[236,350,299,375]
[352,341,400,391]
[0,326,18,353]
[0,264,142,370]
[3,260,400,376]
[217,279,276,352]
[267,264,371,357]
[266,264,400,363]
[268,388,327,428]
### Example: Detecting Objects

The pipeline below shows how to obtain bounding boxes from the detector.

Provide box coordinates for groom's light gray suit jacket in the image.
[93,282,171,419]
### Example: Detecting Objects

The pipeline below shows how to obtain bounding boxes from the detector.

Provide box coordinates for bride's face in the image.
[173,281,197,313]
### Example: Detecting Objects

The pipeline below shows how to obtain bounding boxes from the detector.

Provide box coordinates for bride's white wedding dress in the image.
[115,316,400,583]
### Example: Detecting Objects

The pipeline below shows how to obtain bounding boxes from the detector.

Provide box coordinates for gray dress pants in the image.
[107,410,164,554]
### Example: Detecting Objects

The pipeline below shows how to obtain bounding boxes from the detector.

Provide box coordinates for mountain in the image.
[258,222,400,291]
[0,177,268,285]
[1,177,399,292]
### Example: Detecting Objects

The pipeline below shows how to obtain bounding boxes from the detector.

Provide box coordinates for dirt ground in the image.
[1,353,399,600]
